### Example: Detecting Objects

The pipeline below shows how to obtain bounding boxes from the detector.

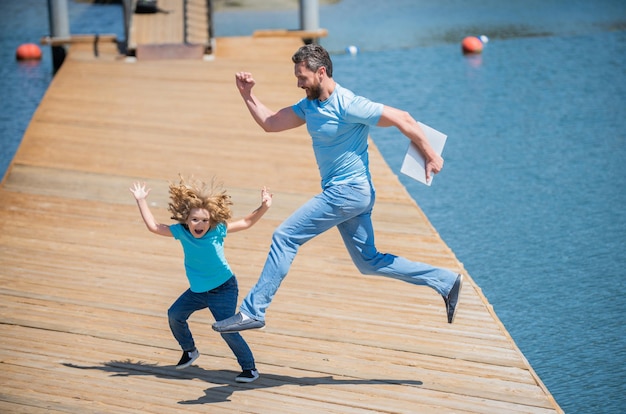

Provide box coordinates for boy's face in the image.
[186,208,211,238]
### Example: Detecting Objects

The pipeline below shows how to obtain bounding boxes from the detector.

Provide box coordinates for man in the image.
[213,44,462,333]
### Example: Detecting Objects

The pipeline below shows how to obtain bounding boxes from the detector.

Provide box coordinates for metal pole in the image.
[207,0,214,52]
[299,0,320,44]
[122,0,132,54]
[47,0,70,73]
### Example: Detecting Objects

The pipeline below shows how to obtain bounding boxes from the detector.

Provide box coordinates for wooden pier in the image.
[0,7,563,413]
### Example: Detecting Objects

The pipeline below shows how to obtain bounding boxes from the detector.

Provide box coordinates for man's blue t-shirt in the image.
[292,83,384,188]
[170,222,233,293]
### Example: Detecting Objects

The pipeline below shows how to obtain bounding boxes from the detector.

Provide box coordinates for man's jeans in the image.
[241,180,458,321]
[168,276,255,370]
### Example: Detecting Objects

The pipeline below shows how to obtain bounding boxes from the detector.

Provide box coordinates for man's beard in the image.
[306,83,322,100]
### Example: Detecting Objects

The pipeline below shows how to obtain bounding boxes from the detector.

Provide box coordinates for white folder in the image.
[400,122,447,186]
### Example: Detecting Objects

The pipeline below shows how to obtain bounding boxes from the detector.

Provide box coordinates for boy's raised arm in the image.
[227,187,273,233]
[129,182,172,237]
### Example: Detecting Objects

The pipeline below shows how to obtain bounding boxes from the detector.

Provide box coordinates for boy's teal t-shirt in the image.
[170,222,233,293]
[292,83,384,188]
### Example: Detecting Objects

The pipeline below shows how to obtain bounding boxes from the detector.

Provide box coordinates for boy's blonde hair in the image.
[168,175,232,225]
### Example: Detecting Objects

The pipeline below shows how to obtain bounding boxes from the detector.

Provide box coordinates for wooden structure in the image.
[127,0,213,58]
[0,17,563,414]
[125,0,327,59]
[253,28,328,44]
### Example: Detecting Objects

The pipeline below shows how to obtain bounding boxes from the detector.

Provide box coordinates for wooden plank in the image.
[253,28,328,40]
[136,44,206,60]
[40,34,118,46]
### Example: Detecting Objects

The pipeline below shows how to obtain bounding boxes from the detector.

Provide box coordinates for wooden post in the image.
[47,0,70,73]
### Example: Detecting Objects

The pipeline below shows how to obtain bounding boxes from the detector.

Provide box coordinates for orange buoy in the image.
[16,43,42,61]
[461,36,483,55]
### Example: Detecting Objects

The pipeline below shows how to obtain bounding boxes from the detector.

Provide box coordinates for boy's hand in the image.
[261,186,273,208]
[129,182,151,200]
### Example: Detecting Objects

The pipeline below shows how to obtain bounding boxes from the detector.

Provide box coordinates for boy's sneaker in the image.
[175,348,199,370]
[235,369,259,383]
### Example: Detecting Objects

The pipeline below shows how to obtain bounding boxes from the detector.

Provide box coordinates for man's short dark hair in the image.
[292,44,333,78]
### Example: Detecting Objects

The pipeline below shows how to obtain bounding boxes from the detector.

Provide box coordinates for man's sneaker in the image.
[175,348,199,370]
[212,313,265,333]
[442,274,463,324]
[235,369,259,383]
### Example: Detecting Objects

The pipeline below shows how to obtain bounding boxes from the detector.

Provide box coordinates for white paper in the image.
[400,122,447,186]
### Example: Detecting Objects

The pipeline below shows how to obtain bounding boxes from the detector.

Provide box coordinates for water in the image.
[2,1,625,412]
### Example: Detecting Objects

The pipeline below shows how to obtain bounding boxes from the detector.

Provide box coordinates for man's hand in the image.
[425,154,444,182]
[235,72,256,96]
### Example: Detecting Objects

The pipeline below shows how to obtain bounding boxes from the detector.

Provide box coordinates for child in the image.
[129,177,272,383]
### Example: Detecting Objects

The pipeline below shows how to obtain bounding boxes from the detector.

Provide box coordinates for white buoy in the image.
[480,35,489,44]
[345,45,359,56]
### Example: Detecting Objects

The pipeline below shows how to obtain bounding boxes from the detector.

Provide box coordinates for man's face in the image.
[294,62,322,100]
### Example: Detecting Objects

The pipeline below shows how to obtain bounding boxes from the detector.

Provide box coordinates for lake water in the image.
[2,1,625,412]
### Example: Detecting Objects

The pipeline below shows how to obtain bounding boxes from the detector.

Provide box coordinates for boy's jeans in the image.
[168,276,255,370]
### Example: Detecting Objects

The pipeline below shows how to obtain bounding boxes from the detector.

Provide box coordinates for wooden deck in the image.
[0,35,563,413]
